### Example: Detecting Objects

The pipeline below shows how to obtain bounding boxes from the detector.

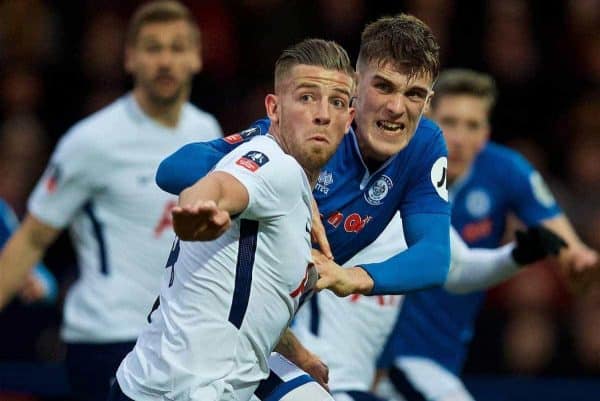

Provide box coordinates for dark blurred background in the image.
[0,0,598,399]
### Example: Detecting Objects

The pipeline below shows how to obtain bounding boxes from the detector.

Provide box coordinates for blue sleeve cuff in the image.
[361,213,450,295]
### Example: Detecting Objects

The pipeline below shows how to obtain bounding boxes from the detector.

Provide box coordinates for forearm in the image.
[360,213,450,295]
[444,243,518,294]
[178,171,248,216]
[274,328,312,365]
[542,215,584,248]
[0,214,58,308]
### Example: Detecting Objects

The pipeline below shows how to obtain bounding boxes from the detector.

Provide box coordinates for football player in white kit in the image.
[0,2,221,400]
[110,38,356,401]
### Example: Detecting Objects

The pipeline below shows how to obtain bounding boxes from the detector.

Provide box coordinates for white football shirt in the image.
[28,94,222,342]
[117,135,315,401]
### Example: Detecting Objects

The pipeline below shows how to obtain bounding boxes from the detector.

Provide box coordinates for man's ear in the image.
[345,107,356,133]
[265,94,279,124]
[423,90,434,115]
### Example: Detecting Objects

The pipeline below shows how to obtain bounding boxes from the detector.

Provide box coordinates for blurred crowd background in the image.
[0,0,598,392]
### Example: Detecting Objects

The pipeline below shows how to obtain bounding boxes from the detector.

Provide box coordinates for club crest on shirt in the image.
[315,170,333,195]
[465,189,491,218]
[223,126,261,144]
[236,150,270,172]
[364,175,393,206]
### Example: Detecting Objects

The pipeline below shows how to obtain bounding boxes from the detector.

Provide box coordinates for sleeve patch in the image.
[430,156,449,202]
[529,171,556,207]
[223,126,261,144]
[235,151,270,172]
[44,163,62,193]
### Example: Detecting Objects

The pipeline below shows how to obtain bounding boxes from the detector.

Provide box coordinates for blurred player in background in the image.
[378,69,598,401]
[0,1,221,400]
[110,38,355,401]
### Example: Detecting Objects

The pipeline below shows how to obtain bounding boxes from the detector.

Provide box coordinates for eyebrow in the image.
[372,74,430,92]
[295,82,352,99]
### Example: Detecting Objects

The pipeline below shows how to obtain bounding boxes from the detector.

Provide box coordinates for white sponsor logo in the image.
[431,157,449,202]
[315,171,333,195]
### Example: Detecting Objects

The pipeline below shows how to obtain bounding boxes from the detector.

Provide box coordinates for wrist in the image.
[349,266,374,295]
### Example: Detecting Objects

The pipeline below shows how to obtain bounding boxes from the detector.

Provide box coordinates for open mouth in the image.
[376,120,405,132]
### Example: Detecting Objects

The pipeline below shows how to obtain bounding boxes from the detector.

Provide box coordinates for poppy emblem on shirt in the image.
[364,175,393,205]
[236,151,269,172]
[45,163,61,193]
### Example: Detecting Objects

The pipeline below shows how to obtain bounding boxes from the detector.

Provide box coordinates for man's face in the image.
[430,95,490,181]
[267,64,355,172]
[354,60,433,162]
[125,20,201,106]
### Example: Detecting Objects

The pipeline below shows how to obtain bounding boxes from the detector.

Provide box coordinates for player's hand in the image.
[18,273,47,303]
[18,268,57,304]
[562,245,599,294]
[296,351,329,391]
[313,250,373,296]
[172,200,231,241]
[310,197,332,259]
[511,226,567,265]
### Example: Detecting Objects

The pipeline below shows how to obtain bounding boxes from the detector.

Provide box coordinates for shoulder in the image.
[63,97,128,146]
[477,142,533,173]
[52,97,129,162]
[411,116,447,154]
[183,103,223,139]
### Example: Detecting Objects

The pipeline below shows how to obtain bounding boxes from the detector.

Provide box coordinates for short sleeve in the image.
[27,127,104,228]
[214,138,307,220]
[400,128,451,216]
[504,152,561,224]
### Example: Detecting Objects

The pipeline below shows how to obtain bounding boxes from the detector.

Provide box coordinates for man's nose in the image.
[314,99,331,126]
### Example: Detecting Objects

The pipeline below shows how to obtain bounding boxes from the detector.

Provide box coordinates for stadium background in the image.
[0,0,598,399]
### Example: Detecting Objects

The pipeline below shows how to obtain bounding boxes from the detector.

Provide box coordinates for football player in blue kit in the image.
[154,13,453,400]
[377,69,599,401]
[157,14,451,297]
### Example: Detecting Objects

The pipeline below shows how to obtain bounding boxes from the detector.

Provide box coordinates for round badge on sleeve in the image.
[431,157,449,202]
[530,171,555,207]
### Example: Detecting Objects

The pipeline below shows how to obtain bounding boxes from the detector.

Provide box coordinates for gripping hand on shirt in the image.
[512,225,568,265]
[312,249,373,296]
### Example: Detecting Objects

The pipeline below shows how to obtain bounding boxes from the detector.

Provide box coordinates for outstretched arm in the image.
[172,171,249,241]
[315,213,450,296]
[444,226,566,294]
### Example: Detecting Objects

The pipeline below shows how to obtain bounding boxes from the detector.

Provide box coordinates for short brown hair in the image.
[431,69,498,111]
[274,38,355,92]
[357,14,440,81]
[126,0,200,45]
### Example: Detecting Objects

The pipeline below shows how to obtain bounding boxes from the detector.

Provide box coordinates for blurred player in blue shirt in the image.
[379,69,598,401]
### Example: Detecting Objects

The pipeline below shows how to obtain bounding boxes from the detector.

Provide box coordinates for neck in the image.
[356,135,386,173]
[133,88,186,128]
[270,130,319,187]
